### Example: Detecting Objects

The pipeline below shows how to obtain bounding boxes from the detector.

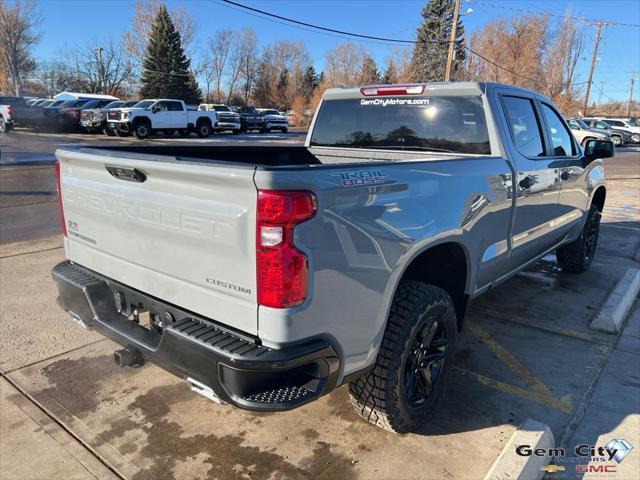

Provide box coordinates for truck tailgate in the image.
[56,148,258,335]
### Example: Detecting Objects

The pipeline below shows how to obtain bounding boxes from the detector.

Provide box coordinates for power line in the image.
[470,0,640,28]
[216,0,450,45]
[214,0,589,88]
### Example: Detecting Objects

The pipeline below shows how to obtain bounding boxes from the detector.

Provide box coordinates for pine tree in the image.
[382,59,398,84]
[360,56,380,84]
[410,0,466,82]
[139,4,201,103]
[300,66,319,100]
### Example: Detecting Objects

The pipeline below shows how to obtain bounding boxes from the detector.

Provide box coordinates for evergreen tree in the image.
[382,59,398,84]
[139,4,201,103]
[300,66,320,100]
[410,0,466,82]
[360,56,380,84]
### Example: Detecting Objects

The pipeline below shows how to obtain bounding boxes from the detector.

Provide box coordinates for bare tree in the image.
[323,42,368,87]
[123,0,196,60]
[206,29,233,103]
[195,56,215,103]
[0,0,41,95]
[56,40,135,97]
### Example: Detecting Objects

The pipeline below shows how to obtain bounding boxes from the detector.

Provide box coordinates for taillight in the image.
[7,105,12,117]
[360,84,426,96]
[256,190,317,308]
[55,160,67,237]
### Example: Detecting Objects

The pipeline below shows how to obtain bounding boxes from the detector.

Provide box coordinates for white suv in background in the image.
[256,108,289,133]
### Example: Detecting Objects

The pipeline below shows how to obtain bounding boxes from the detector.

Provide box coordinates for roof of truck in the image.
[322,82,545,100]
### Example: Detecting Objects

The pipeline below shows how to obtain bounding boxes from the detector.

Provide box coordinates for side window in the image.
[155,102,169,112]
[502,96,545,157]
[168,101,183,111]
[567,120,580,129]
[540,103,575,157]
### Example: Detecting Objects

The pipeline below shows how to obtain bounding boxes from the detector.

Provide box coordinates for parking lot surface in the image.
[1,130,639,479]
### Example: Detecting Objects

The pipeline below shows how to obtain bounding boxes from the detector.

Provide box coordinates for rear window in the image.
[310,96,490,154]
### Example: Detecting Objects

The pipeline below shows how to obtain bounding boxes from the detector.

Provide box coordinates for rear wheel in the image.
[556,204,601,273]
[0,117,8,133]
[631,133,640,143]
[611,135,622,146]
[349,281,457,433]
[133,121,150,139]
[196,121,211,138]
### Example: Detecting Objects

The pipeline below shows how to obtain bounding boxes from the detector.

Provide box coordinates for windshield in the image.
[262,109,280,115]
[124,101,140,107]
[103,101,123,109]
[133,100,154,109]
[213,105,231,112]
[240,107,259,115]
[310,96,491,154]
[80,100,100,109]
[574,119,589,129]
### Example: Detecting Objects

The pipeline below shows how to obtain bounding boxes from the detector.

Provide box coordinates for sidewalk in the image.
[0,377,117,480]
[562,301,640,479]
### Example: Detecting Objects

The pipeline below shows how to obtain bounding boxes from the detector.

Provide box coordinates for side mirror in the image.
[584,139,614,163]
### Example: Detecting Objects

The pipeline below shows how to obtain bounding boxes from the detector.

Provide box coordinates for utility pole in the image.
[582,21,603,116]
[627,72,636,118]
[94,47,104,94]
[444,0,462,82]
[597,81,606,105]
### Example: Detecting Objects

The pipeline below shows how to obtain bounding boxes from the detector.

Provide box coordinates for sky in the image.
[33,0,640,102]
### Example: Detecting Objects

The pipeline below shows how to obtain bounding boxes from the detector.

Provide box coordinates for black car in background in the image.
[231,106,267,133]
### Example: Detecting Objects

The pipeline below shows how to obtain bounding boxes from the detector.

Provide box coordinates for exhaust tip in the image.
[113,347,145,368]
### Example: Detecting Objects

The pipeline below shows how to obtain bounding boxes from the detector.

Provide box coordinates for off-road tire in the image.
[348,281,457,433]
[556,204,601,273]
[133,121,150,139]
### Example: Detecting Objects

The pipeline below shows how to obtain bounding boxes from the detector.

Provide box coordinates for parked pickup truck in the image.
[0,96,45,132]
[198,104,241,134]
[52,82,611,433]
[107,99,217,139]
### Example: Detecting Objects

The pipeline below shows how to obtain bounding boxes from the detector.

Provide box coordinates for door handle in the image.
[560,171,570,181]
[519,176,534,189]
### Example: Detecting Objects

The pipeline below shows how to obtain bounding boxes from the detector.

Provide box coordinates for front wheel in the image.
[349,281,457,433]
[556,204,601,273]
[133,122,150,139]
[631,134,640,144]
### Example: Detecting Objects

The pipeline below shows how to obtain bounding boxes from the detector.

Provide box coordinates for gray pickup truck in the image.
[52,82,611,433]
[0,96,45,132]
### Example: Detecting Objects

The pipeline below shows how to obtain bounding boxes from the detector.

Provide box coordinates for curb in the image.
[591,268,640,334]
[484,418,555,480]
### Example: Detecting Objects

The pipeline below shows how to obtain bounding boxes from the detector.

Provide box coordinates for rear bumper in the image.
[51,261,340,411]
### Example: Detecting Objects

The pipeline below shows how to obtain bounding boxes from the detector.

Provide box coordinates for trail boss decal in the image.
[334,169,389,187]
